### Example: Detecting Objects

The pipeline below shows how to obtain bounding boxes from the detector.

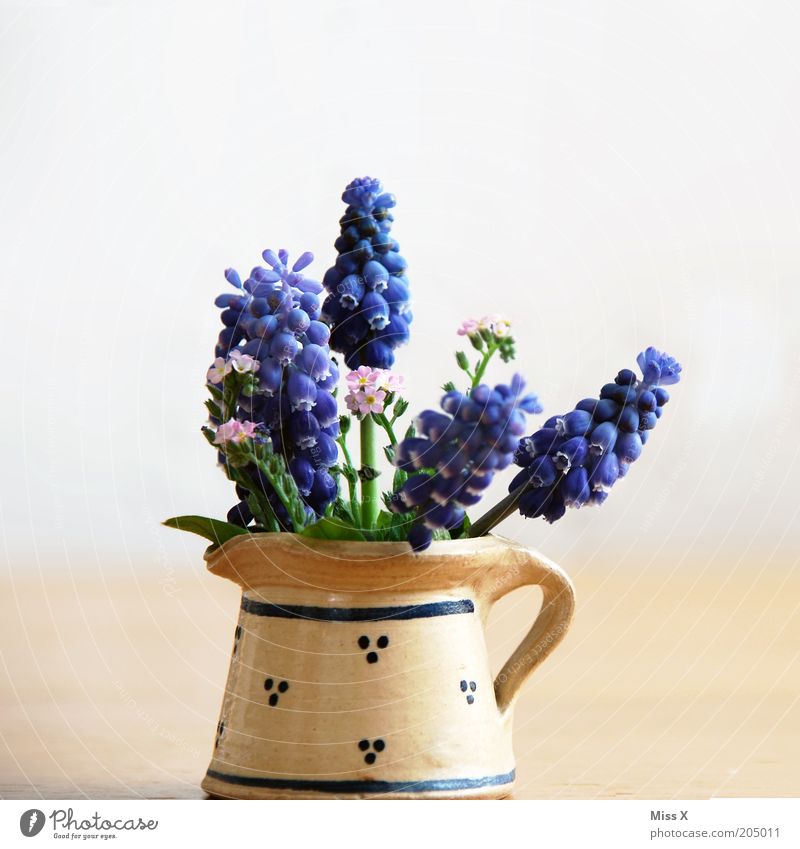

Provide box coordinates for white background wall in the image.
[2,1,799,576]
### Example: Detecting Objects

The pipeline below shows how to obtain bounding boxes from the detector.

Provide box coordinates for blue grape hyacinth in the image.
[391,375,542,550]
[210,249,340,527]
[321,176,412,370]
[509,348,682,523]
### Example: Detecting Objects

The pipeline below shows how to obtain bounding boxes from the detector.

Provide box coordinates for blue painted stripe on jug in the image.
[240,597,475,622]
[205,768,514,794]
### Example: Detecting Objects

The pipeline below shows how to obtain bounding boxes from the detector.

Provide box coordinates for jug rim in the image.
[203,531,533,595]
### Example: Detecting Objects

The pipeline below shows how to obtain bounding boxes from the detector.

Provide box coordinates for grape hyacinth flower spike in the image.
[208,248,340,528]
[321,176,412,369]
[390,374,543,551]
[468,348,682,536]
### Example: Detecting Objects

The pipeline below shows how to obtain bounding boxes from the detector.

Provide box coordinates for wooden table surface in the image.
[1,561,798,800]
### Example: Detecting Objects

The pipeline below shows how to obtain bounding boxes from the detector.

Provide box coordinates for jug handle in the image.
[488,544,575,719]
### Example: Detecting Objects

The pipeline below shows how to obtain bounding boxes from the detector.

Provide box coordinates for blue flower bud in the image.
[287,369,317,412]
[313,390,339,428]
[384,275,410,308]
[399,474,435,507]
[380,251,407,274]
[287,308,310,334]
[424,503,464,530]
[562,467,591,508]
[299,291,321,320]
[261,249,281,268]
[464,472,494,493]
[249,297,270,319]
[589,421,618,455]
[617,405,640,433]
[519,486,553,518]
[317,361,339,392]
[377,313,410,347]
[338,274,366,309]
[358,339,394,370]
[556,409,593,437]
[590,451,619,492]
[576,398,599,414]
[527,428,563,455]
[409,523,434,552]
[297,344,331,381]
[289,458,315,496]
[362,259,389,291]
[292,251,314,272]
[257,357,283,394]
[614,431,643,463]
[528,455,558,487]
[270,331,299,365]
[592,398,621,422]
[416,410,453,440]
[637,390,657,412]
[308,469,337,513]
[639,411,658,430]
[553,436,589,471]
[290,411,320,449]
[215,292,243,308]
[305,320,330,346]
[224,268,243,289]
[360,290,390,330]
[306,432,338,468]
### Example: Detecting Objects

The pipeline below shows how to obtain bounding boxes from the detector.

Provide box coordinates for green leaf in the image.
[442,380,457,392]
[455,350,470,371]
[163,515,250,546]
[300,517,367,541]
[392,467,409,492]
[332,498,355,525]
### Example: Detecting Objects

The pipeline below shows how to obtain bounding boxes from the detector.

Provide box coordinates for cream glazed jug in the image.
[201,532,574,799]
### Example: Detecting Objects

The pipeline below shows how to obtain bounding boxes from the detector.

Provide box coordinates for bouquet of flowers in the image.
[165,177,682,551]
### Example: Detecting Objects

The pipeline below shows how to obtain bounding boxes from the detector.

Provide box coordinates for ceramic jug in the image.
[201,532,574,799]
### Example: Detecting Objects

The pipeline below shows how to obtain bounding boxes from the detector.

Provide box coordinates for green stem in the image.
[360,413,380,530]
[374,412,397,446]
[472,342,499,388]
[467,483,526,538]
[336,434,360,524]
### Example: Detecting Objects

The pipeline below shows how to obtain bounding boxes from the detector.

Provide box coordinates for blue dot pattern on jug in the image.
[358,634,389,663]
[358,738,386,765]
[460,679,477,704]
[264,677,289,706]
